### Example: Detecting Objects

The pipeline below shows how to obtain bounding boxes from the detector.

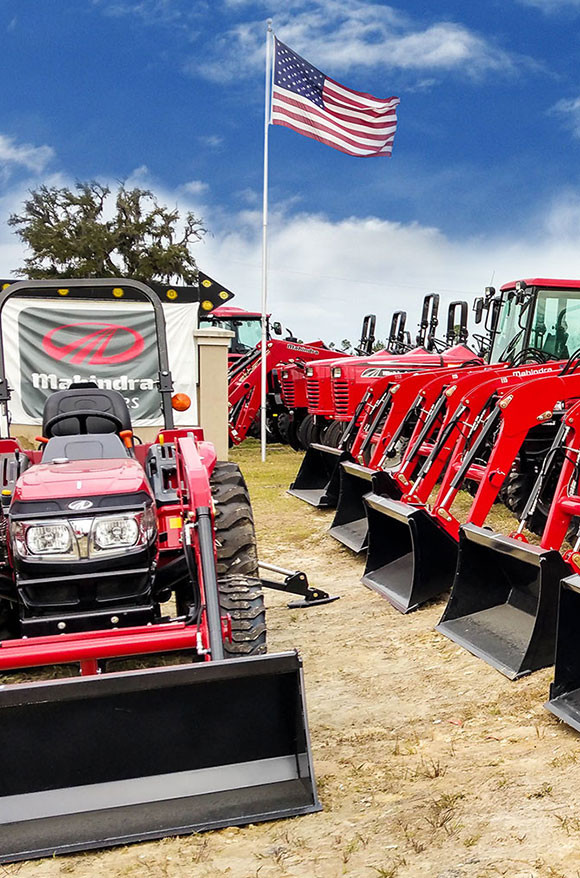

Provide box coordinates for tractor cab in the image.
[201,304,262,363]
[489,279,580,364]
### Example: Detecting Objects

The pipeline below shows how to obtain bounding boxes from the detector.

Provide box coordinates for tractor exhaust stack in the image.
[0,652,320,863]
[436,524,570,679]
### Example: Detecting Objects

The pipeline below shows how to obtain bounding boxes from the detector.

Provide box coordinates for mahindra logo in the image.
[68,499,94,511]
[42,323,145,365]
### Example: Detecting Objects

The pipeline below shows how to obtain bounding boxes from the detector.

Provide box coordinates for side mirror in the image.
[473,297,484,324]
[272,321,282,335]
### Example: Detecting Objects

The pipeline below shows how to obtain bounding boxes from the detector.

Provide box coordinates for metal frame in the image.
[0,278,176,434]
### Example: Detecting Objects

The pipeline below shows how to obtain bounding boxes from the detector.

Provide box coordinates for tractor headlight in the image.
[91,508,156,555]
[25,524,72,555]
[332,367,342,378]
[11,507,157,561]
[93,516,139,550]
[306,367,314,377]
[11,520,76,560]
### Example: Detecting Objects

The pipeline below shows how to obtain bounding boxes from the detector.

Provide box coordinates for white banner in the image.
[3,298,199,427]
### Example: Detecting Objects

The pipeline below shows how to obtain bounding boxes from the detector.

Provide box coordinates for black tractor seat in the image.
[42,386,133,438]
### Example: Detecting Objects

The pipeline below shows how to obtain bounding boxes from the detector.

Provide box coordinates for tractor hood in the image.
[13,458,153,504]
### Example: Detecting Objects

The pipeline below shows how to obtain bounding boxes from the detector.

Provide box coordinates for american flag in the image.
[271,38,399,157]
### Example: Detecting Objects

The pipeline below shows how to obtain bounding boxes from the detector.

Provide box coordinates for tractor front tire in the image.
[211,461,267,656]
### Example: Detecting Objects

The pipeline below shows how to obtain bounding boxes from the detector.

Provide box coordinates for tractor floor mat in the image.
[287,443,350,508]
[329,464,401,554]
[546,574,580,730]
[437,524,570,679]
[0,651,320,863]
[361,495,457,613]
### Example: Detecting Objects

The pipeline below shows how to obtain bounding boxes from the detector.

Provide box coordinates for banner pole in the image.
[260,19,273,463]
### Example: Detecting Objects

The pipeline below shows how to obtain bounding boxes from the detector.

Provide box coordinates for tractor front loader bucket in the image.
[361,495,458,613]
[329,463,401,553]
[288,443,350,508]
[0,651,320,864]
[546,575,580,730]
[436,525,570,679]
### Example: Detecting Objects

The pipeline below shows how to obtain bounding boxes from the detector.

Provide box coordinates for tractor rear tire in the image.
[211,461,267,656]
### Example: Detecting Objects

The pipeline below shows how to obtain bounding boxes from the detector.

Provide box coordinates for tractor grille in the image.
[333,380,350,418]
[281,378,295,407]
[306,379,320,409]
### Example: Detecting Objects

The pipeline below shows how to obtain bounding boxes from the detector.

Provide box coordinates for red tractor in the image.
[200,303,263,365]
[0,279,319,863]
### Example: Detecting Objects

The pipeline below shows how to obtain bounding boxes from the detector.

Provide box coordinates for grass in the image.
[8,439,580,878]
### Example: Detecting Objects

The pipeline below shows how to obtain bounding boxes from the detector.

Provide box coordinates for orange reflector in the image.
[171,393,191,412]
[169,516,183,530]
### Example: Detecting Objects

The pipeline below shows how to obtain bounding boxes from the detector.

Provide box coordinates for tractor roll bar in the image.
[0,278,176,435]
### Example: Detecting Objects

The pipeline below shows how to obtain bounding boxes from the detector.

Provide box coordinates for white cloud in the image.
[182,179,210,196]
[197,0,529,83]
[4,169,580,347]
[195,192,580,344]
[197,135,224,149]
[92,0,186,24]
[93,0,529,86]
[0,134,54,174]
[551,96,580,138]
[517,0,580,10]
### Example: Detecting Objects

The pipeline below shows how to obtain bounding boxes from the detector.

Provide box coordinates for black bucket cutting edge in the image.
[546,574,580,730]
[329,464,401,554]
[288,443,350,508]
[436,524,570,680]
[362,494,458,613]
[0,651,321,863]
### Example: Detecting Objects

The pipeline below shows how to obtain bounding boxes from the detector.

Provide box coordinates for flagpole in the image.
[260,20,273,463]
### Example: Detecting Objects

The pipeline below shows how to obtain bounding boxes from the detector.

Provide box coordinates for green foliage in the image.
[8,181,206,283]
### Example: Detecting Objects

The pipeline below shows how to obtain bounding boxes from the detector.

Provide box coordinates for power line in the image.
[213,256,481,297]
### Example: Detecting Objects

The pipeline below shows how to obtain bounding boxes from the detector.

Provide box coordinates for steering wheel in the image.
[44,409,124,438]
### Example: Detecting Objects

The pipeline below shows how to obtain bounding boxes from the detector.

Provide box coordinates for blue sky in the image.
[2,0,580,343]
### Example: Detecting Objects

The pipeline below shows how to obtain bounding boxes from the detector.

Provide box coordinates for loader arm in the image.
[228,339,333,444]
[360,361,569,612]
[432,371,580,536]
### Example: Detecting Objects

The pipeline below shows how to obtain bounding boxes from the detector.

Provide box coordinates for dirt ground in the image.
[10,441,580,878]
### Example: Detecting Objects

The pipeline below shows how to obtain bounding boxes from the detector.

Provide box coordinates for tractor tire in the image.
[287,414,302,451]
[211,461,267,656]
[322,420,345,449]
[297,414,317,449]
[275,410,292,444]
[218,574,267,657]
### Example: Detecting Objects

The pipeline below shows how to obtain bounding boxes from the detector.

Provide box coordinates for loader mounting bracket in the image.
[259,563,340,608]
